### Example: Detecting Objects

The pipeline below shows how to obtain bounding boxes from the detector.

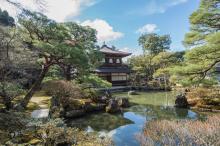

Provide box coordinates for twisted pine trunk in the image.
[18,65,50,109]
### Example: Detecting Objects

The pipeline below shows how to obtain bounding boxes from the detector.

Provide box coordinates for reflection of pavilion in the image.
[96,44,132,86]
[127,104,191,120]
[66,112,133,131]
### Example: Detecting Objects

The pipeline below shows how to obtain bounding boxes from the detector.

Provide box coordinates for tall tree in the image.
[0,8,15,26]
[138,33,171,55]
[16,11,98,109]
[172,0,220,85]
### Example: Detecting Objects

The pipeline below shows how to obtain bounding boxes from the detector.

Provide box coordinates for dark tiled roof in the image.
[100,45,132,57]
[216,67,220,72]
[96,66,131,73]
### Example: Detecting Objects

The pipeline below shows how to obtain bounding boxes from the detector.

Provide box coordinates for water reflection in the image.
[67,91,202,146]
[66,112,134,131]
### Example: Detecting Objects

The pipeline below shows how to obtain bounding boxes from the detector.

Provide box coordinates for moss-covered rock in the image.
[106,99,120,113]
[118,98,130,108]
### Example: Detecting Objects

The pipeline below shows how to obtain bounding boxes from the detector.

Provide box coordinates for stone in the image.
[175,93,188,108]
[100,96,109,103]
[31,109,49,118]
[106,99,120,113]
[104,90,112,98]
[118,98,129,108]
[128,91,139,95]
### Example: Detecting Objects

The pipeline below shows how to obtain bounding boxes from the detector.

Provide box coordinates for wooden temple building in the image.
[95,44,132,86]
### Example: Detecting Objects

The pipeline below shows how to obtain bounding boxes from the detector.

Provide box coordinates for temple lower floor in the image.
[98,73,129,86]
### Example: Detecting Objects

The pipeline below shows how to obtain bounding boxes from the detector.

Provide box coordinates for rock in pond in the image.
[118,98,129,108]
[128,91,139,95]
[84,103,106,112]
[175,93,188,108]
[106,99,120,113]
[31,109,49,118]
[65,110,86,118]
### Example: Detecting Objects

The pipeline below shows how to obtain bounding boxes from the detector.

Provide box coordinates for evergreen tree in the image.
[172,0,220,86]
[0,8,15,26]
[138,33,171,55]
[16,11,98,109]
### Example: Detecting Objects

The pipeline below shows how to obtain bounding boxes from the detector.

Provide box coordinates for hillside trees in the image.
[128,33,172,84]
[0,8,15,26]
[15,11,99,109]
[0,10,29,110]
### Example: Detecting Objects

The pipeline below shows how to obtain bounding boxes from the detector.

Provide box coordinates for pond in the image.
[66,91,204,146]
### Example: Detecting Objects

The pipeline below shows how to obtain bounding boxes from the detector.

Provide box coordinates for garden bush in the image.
[186,87,220,109]
[43,80,88,110]
[43,80,84,98]
[0,82,24,110]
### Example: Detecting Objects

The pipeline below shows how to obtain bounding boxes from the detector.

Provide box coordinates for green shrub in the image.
[80,74,112,88]
[43,80,84,98]
[82,88,99,99]
[43,80,87,109]
[0,82,24,110]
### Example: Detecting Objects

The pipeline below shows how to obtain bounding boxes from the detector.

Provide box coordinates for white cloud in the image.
[0,0,97,22]
[136,24,159,34]
[129,0,189,15]
[119,47,142,61]
[81,19,124,42]
[119,47,129,52]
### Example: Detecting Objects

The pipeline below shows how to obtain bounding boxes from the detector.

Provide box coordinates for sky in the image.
[0,0,200,56]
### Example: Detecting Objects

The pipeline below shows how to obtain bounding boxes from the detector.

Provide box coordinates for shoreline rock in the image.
[175,93,189,108]
[106,99,120,113]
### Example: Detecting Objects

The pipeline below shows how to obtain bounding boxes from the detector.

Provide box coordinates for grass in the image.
[137,114,220,146]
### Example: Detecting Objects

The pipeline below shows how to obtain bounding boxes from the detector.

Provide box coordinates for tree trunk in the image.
[65,65,71,81]
[18,65,49,109]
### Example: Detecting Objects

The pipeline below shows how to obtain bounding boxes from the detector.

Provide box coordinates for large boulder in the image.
[84,103,106,112]
[175,93,188,108]
[106,99,120,113]
[118,98,129,108]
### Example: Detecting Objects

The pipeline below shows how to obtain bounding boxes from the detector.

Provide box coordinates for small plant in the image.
[0,82,24,110]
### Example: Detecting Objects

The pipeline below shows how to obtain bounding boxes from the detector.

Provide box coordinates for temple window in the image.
[116,58,120,63]
[111,73,127,81]
[109,58,113,63]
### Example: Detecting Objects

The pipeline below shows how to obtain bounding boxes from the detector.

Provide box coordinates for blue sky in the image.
[78,0,200,55]
[1,0,200,55]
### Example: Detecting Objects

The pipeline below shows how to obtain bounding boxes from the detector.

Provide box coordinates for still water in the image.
[67,91,202,146]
